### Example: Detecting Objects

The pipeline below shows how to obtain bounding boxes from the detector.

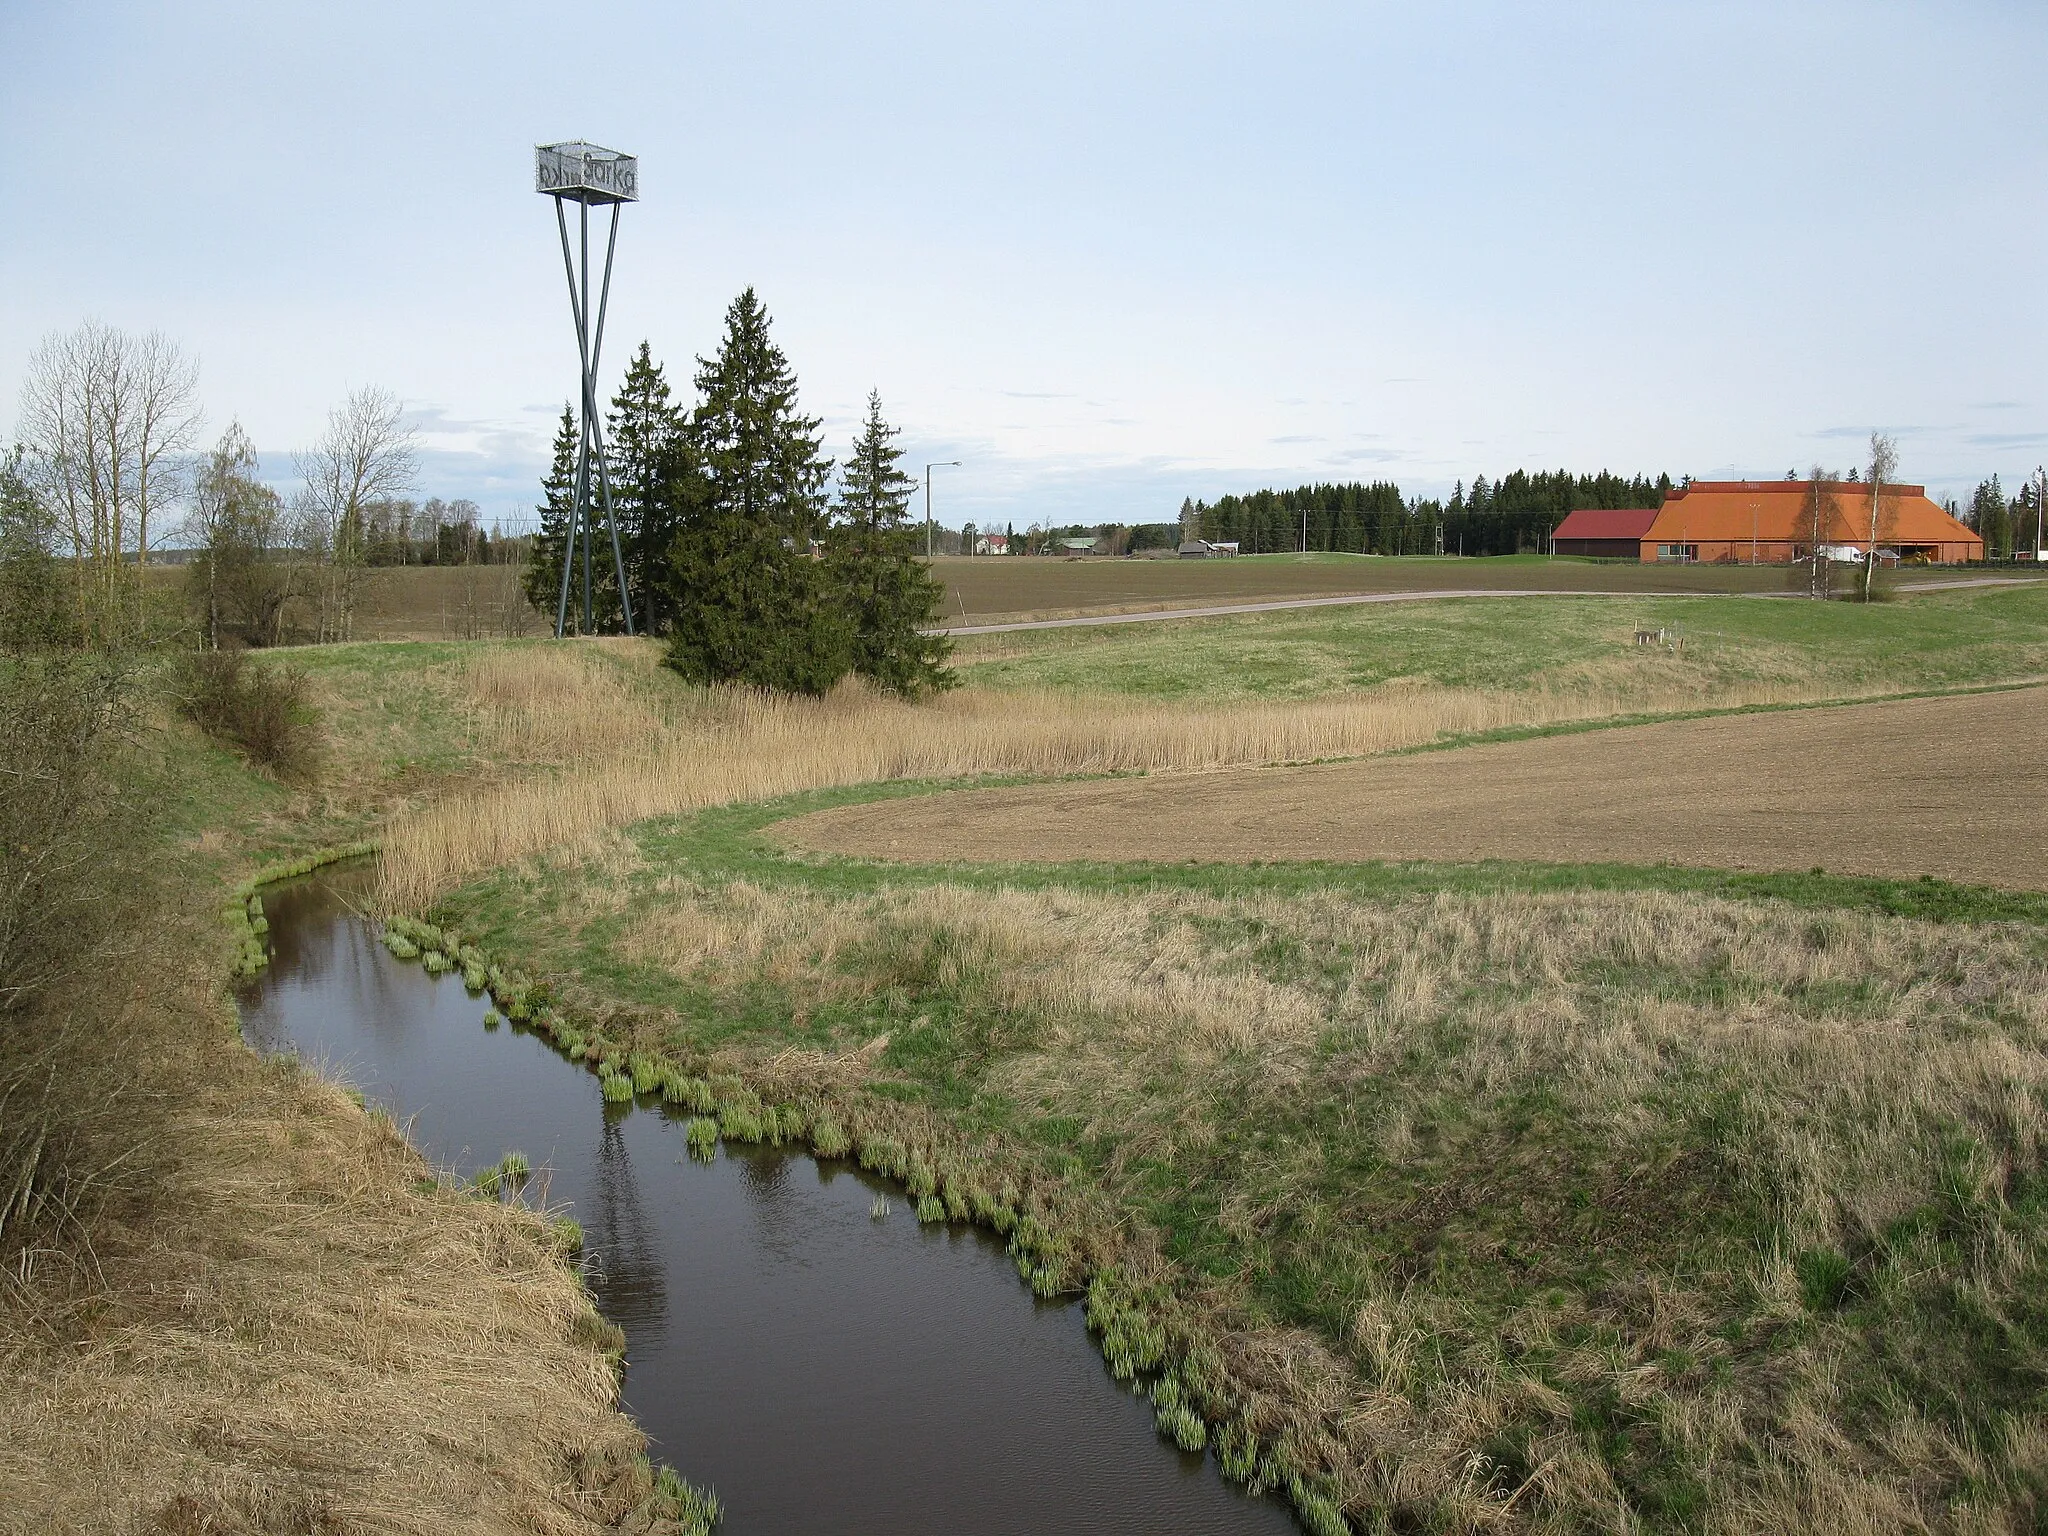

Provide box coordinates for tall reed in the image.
[381,676,1861,909]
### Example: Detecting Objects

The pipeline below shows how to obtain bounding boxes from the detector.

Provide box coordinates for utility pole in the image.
[2036,466,2045,560]
[924,461,960,558]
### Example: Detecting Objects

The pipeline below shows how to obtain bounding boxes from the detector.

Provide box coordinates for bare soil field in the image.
[779,685,2048,889]
[933,554,1801,624]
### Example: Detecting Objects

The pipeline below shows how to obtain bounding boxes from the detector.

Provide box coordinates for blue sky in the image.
[2,1,2043,532]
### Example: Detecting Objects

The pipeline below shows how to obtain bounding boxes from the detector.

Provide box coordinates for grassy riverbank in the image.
[334,621,2045,1533]
[17,605,2043,1533]
[0,656,670,1535]
[421,782,2048,1532]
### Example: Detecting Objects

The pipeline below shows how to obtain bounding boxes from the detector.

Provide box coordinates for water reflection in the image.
[587,1106,669,1333]
[241,870,1297,1536]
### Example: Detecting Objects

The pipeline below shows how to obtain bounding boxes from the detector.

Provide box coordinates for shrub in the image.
[0,650,160,1254]
[174,648,319,779]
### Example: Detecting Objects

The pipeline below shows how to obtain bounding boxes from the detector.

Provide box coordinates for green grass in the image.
[952,584,2048,702]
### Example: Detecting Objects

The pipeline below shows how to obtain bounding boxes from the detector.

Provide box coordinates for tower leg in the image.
[552,196,585,638]
[580,201,594,635]
[590,202,634,636]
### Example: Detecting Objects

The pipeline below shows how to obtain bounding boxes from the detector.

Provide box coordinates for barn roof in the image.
[1552,506,1661,541]
[1644,481,1980,548]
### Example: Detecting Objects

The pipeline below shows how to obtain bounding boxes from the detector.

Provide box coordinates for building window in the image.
[1656,543,1698,563]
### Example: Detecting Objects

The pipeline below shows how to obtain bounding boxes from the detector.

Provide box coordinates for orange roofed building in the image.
[1619,480,1981,565]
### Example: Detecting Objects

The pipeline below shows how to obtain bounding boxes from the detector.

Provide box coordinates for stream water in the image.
[238,868,1297,1535]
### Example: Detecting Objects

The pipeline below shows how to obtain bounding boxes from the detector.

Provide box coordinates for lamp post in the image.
[925,461,960,558]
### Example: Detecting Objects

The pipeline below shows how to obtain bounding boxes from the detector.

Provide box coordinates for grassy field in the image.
[149,555,2048,643]
[279,614,2045,1534]
[936,553,1879,625]
[953,582,2048,702]
[31,591,2046,1533]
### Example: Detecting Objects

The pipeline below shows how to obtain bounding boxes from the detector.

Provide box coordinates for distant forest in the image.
[1180,470,1674,556]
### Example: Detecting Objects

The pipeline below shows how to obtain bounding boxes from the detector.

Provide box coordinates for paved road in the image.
[929,575,2035,637]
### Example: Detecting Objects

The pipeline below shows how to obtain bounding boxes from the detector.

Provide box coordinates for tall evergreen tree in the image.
[827,391,953,697]
[522,407,589,625]
[664,288,848,692]
[607,343,690,634]
[1972,476,2011,559]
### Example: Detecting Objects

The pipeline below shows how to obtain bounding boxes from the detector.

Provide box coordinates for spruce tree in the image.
[522,406,580,621]
[827,391,954,697]
[664,288,848,693]
[607,342,691,634]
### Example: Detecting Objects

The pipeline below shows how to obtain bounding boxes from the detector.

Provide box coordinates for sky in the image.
[2,1,2044,533]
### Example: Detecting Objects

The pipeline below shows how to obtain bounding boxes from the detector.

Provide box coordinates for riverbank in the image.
[0,660,664,1535]
[418,779,2048,1532]
[15,608,2045,1532]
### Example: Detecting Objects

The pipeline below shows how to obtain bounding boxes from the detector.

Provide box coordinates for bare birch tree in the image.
[295,387,416,642]
[1798,465,1840,600]
[1862,432,1898,601]
[16,322,201,642]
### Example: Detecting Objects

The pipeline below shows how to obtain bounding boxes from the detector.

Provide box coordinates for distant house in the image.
[1177,539,1240,559]
[1552,483,1982,564]
[974,533,1009,555]
[1056,536,1099,555]
[1551,506,1660,558]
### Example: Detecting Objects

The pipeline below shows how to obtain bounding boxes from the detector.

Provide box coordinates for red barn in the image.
[1551,506,1661,558]
[1635,481,1981,564]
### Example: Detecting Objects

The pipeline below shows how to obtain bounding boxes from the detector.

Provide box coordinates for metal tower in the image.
[535,141,637,637]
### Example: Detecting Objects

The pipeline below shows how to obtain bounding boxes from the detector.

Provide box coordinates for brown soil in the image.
[777,686,2048,890]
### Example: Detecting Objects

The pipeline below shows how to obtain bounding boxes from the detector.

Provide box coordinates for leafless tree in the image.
[295,386,416,642]
[1862,432,1898,601]
[1797,466,1841,600]
[15,321,201,642]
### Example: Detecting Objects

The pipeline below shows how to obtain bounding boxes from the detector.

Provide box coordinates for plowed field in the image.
[778,686,2048,889]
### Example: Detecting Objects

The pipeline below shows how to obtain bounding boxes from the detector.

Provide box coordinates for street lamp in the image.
[925,461,960,558]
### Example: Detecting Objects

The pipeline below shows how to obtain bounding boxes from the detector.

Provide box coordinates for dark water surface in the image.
[239,870,1296,1536]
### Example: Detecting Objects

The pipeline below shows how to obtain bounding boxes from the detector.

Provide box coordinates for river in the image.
[238,868,1298,1535]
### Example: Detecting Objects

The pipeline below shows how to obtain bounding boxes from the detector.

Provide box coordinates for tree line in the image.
[1962,476,2045,560]
[525,287,951,696]
[1171,469,1672,556]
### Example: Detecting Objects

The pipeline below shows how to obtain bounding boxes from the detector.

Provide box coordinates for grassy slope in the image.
[0,649,662,1534]
[953,584,2048,702]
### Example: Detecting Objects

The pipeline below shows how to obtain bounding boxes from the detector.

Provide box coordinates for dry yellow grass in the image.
[0,1048,647,1536]
[382,640,1901,911]
[577,865,2048,1532]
